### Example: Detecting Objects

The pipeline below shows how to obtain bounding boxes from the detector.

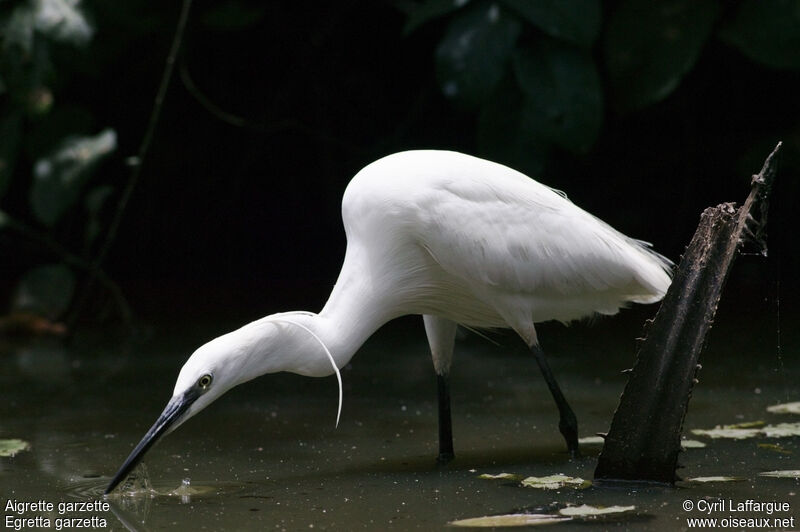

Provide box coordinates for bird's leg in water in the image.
[436,373,455,463]
[531,345,580,457]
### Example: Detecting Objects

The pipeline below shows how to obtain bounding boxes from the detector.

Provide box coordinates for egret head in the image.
[105,313,342,495]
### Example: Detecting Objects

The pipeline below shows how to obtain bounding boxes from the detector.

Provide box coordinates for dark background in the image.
[1,0,798,337]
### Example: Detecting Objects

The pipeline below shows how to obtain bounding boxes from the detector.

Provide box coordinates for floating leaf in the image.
[521,474,590,490]
[579,436,605,445]
[559,504,635,516]
[767,402,800,415]
[30,129,116,226]
[718,0,800,70]
[759,470,800,479]
[33,0,94,46]
[478,472,519,480]
[691,426,761,439]
[450,513,570,527]
[604,0,720,111]
[681,439,707,449]
[513,41,603,153]
[0,439,30,457]
[403,0,471,35]
[757,443,792,455]
[726,420,766,429]
[12,264,75,319]
[435,1,521,108]
[693,421,800,439]
[500,0,600,46]
[688,476,745,483]
[762,422,800,438]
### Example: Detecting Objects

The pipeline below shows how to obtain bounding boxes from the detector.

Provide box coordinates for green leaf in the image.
[30,128,116,226]
[0,112,23,199]
[767,401,800,414]
[33,0,94,46]
[201,0,267,31]
[520,474,590,490]
[3,4,36,53]
[687,476,745,483]
[513,41,603,153]
[476,82,549,178]
[435,1,521,108]
[759,470,800,478]
[84,184,113,247]
[450,513,570,527]
[559,504,635,516]
[12,263,76,319]
[500,0,600,46]
[604,0,720,111]
[477,472,520,480]
[403,0,471,35]
[0,439,30,457]
[719,0,800,70]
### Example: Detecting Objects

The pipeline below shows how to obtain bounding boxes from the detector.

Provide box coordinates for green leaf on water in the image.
[521,474,590,490]
[450,513,570,527]
[681,439,707,449]
[0,439,30,457]
[762,422,800,438]
[767,401,800,415]
[693,421,800,439]
[559,504,636,516]
[478,472,520,480]
[435,1,522,108]
[759,470,800,479]
[726,420,766,429]
[718,0,800,70]
[603,0,720,111]
[691,426,762,439]
[757,443,792,455]
[687,476,745,483]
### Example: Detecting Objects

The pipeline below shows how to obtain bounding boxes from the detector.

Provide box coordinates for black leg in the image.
[437,373,455,463]
[531,345,579,457]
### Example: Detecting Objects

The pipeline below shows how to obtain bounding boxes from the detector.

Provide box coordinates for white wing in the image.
[343,150,672,334]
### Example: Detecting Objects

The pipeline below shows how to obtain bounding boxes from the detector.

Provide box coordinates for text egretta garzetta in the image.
[105,150,672,493]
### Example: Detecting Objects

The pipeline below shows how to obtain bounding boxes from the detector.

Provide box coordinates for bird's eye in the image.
[197,374,213,389]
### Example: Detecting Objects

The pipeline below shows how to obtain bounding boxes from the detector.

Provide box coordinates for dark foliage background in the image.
[1,0,798,335]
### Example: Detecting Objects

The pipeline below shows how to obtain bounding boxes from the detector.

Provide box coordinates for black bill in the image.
[105,389,198,494]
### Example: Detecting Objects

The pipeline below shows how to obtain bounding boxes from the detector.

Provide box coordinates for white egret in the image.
[105,150,672,493]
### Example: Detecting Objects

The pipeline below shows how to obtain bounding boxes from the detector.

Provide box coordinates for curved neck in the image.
[317,261,394,368]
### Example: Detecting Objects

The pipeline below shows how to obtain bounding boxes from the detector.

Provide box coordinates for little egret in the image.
[105,150,672,493]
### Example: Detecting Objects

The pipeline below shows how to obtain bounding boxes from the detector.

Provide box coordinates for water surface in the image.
[1,311,797,530]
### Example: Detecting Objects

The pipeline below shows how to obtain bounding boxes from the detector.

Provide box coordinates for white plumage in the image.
[106,150,672,493]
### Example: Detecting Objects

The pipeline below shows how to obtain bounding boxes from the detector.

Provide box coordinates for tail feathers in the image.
[628,240,674,303]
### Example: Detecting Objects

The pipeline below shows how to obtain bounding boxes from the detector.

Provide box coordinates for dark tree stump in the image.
[594,142,781,484]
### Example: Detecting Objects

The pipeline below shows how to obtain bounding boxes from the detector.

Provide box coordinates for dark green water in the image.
[0,310,797,530]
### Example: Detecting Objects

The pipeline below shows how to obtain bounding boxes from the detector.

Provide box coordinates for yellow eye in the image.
[198,374,213,389]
